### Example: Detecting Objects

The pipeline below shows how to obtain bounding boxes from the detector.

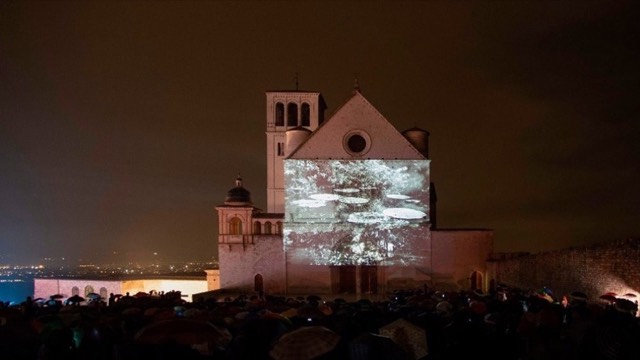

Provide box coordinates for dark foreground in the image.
[1,287,639,360]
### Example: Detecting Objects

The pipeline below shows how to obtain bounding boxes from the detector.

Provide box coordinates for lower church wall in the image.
[285,263,332,294]
[218,230,497,296]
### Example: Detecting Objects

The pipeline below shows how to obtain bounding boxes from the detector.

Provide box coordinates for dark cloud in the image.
[1,1,638,263]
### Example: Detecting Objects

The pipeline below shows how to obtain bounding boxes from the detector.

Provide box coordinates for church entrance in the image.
[330,265,378,295]
[339,266,356,293]
[360,265,378,294]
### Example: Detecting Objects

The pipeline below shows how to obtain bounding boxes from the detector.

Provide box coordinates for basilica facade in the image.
[214,87,493,297]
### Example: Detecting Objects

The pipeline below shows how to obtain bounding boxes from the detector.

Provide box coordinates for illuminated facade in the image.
[34,276,209,302]
[215,88,493,296]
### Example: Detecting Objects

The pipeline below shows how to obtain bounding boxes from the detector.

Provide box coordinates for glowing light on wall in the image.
[284,160,430,266]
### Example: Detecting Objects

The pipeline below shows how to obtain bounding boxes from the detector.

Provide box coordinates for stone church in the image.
[214,86,493,297]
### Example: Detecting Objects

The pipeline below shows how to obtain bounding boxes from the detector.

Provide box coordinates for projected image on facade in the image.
[284,160,430,266]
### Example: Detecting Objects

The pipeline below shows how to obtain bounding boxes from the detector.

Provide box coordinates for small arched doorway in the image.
[470,271,483,292]
[254,274,264,294]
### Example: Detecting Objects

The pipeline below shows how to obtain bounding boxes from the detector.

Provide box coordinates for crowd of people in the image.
[0,285,639,360]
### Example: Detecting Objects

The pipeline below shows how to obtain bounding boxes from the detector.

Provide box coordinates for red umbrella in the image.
[599,294,617,303]
[469,300,488,315]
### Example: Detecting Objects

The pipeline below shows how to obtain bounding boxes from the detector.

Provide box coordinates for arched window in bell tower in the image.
[230,217,243,235]
[287,103,298,126]
[301,103,310,126]
[275,102,284,126]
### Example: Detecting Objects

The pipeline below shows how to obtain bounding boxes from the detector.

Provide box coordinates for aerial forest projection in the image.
[284,160,430,266]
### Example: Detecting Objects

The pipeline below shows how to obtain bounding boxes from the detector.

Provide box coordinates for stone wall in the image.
[492,238,640,300]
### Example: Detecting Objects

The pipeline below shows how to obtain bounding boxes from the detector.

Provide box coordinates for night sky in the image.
[1,1,639,264]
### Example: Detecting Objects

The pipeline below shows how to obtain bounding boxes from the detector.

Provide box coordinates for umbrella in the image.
[297,304,325,320]
[539,287,553,296]
[349,332,408,360]
[599,294,617,303]
[280,307,298,319]
[535,292,554,303]
[435,300,453,314]
[86,292,102,301]
[260,310,293,328]
[121,307,142,316]
[318,303,333,316]
[134,318,232,356]
[45,299,60,307]
[269,326,340,360]
[614,298,638,314]
[65,295,85,305]
[469,300,487,315]
[570,291,588,301]
[379,318,428,360]
[133,291,150,298]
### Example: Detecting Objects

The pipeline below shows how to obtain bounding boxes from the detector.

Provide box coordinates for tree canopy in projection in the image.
[284,160,430,266]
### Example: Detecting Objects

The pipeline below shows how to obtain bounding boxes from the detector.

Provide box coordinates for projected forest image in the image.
[284,160,430,266]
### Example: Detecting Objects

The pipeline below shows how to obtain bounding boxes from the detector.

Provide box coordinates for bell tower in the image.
[265,89,326,213]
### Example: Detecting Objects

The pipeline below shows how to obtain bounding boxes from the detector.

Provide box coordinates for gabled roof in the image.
[288,91,425,160]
